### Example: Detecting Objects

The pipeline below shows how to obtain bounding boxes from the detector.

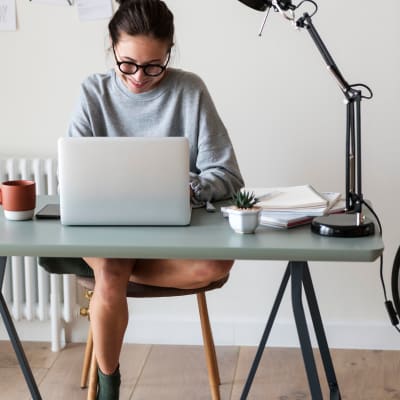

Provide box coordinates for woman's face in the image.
[113,33,171,94]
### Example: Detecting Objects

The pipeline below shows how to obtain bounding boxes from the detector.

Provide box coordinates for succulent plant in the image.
[232,190,258,209]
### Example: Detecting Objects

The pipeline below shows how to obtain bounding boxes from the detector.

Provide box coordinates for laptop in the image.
[58,137,192,226]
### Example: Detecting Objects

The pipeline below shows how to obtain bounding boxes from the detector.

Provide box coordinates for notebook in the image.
[58,137,192,226]
[243,185,328,211]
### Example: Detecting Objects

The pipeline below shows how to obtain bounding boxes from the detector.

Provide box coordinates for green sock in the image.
[96,365,121,400]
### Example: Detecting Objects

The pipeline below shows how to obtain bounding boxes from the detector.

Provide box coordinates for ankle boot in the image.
[96,365,121,400]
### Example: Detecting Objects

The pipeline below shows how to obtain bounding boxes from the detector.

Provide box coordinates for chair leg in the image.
[196,292,221,400]
[79,288,98,400]
[87,350,98,400]
[80,288,94,389]
[81,325,94,388]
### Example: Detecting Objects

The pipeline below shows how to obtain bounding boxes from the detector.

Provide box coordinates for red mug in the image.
[0,180,36,220]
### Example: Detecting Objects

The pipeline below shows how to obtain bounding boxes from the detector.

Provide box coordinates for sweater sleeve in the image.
[189,82,244,202]
[67,82,95,137]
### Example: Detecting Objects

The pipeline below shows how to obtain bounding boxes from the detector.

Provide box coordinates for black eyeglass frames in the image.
[112,46,171,77]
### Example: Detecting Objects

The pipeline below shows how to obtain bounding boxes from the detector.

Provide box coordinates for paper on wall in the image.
[76,0,113,21]
[0,0,16,31]
[30,0,72,5]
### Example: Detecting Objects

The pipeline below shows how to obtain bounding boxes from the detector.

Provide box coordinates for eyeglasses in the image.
[112,46,171,77]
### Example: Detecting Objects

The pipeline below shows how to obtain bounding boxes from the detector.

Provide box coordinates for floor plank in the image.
[0,341,58,400]
[130,345,239,400]
[0,367,48,400]
[38,343,89,400]
[383,350,400,399]
[0,340,58,369]
[231,347,310,400]
[232,347,400,400]
[37,342,151,400]
[0,342,399,400]
[118,343,152,400]
[329,348,383,400]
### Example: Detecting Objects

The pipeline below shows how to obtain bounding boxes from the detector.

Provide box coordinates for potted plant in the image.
[226,190,261,234]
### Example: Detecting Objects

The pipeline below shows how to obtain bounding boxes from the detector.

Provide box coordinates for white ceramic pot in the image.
[226,207,261,234]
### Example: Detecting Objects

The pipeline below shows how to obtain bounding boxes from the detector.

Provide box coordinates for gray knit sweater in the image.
[68,68,244,202]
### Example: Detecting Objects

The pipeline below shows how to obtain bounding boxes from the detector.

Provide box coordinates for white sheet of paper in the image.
[0,0,16,31]
[76,0,112,21]
[30,0,71,5]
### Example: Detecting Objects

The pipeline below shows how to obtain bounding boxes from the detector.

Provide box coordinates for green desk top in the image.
[0,196,383,261]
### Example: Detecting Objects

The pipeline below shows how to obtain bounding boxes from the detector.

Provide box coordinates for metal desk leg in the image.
[240,261,341,400]
[301,262,341,400]
[0,256,42,400]
[240,264,291,400]
[291,262,323,400]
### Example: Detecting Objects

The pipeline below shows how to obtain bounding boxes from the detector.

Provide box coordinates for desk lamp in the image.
[237,0,375,237]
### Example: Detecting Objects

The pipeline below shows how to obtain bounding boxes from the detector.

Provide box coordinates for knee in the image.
[191,260,233,287]
[87,258,133,304]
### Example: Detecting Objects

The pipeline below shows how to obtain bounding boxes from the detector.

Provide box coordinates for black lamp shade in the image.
[238,0,269,11]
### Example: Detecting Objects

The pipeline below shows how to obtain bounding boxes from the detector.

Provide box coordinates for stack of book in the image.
[222,185,344,229]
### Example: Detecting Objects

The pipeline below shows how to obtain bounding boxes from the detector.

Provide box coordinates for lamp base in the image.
[311,213,375,237]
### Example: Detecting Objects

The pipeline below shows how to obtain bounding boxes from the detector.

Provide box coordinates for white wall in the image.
[1,0,400,349]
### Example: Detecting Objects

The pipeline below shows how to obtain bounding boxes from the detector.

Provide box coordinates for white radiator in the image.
[0,158,76,351]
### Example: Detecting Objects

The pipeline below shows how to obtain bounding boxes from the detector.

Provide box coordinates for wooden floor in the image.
[0,341,399,399]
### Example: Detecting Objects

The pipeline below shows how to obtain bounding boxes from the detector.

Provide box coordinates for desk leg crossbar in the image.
[241,261,342,400]
[0,256,42,400]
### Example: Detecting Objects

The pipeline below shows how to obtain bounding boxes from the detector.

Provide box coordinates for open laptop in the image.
[58,137,191,226]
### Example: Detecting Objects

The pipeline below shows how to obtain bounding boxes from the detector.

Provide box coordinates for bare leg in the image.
[84,257,135,374]
[84,257,233,374]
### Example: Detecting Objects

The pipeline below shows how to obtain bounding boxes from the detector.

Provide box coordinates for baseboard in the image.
[1,316,400,351]
[0,320,54,342]
[121,316,400,351]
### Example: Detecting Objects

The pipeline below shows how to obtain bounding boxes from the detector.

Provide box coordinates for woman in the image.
[70,0,244,398]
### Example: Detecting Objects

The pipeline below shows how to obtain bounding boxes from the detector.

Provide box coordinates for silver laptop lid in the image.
[58,137,191,226]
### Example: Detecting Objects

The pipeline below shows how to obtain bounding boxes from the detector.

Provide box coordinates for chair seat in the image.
[39,257,94,277]
[76,275,229,298]
[39,256,229,297]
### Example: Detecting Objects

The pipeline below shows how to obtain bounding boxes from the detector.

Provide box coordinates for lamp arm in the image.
[296,12,365,214]
[296,13,352,98]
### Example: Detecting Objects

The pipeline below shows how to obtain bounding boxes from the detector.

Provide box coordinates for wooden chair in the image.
[38,257,226,400]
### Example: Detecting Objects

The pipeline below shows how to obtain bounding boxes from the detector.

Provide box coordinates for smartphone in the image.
[35,204,60,219]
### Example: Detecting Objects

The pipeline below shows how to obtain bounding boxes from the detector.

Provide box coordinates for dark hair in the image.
[109,0,174,47]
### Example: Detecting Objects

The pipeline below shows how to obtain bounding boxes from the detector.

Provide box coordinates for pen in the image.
[256,191,280,202]
[206,201,216,213]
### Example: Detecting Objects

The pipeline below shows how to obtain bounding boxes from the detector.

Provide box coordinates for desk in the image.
[0,196,383,400]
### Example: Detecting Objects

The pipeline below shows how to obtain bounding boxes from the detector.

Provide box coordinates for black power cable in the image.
[362,200,400,333]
